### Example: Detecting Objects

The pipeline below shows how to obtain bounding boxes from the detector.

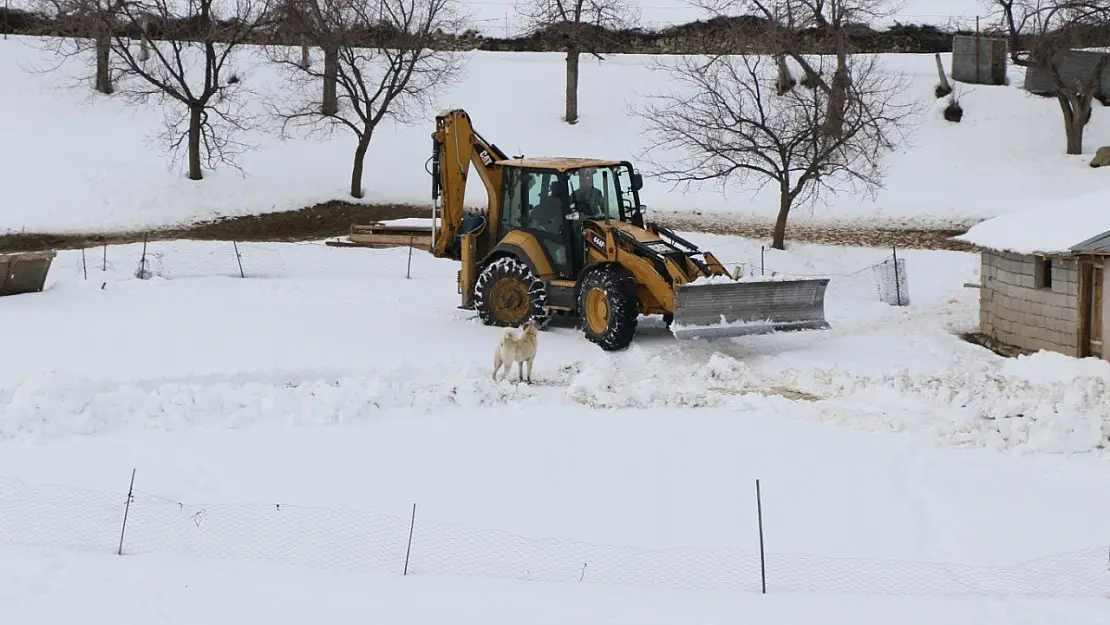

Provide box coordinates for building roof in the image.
[1073,230,1110,253]
[494,157,623,172]
[951,188,1110,255]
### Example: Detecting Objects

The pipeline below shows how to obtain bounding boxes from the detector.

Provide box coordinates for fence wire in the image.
[723,253,909,306]
[56,238,449,284]
[0,476,1105,597]
[57,239,912,307]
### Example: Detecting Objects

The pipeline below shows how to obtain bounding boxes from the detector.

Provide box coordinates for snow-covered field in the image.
[2,233,1110,623]
[2,28,1109,236]
[4,3,1110,619]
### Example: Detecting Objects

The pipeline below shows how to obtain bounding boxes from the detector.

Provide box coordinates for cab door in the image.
[520,169,574,278]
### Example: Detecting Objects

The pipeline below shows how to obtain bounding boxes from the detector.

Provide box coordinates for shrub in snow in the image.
[943,95,963,123]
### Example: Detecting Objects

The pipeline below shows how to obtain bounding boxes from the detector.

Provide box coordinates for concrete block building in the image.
[954,191,1110,360]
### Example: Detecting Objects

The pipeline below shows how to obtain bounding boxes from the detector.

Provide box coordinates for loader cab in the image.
[497,160,644,278]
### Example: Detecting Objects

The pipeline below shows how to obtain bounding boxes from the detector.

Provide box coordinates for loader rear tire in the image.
[474,256,550,329]
[578,266,638,351]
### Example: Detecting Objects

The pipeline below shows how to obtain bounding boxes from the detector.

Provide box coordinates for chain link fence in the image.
[721,247,909,306]
[0,475,1105,597]
[50,238,451,284]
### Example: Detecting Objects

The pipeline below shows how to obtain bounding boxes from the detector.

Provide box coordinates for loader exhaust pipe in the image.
[670,277,831,341]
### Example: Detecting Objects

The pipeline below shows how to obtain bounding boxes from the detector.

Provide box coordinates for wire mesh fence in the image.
[1,475,1105,597]
[722,247,909,306]
[53,238,450,284]
[54,238,911,307]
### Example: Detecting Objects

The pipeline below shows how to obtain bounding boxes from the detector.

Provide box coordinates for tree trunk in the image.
[564,47,580,124]
[95,29,112,94]
[934,52,951,94]
[824,63,848,139]
[1059,93,1087,155]
[139,16,150,62]
[775,55,795,94]
[771,188,792,250]
[322,44,339,116]
[187,105,204,181]
[349,135,370,198]
[299,34,310,70]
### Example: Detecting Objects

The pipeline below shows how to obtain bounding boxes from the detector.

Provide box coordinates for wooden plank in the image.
[1092,265,1104,357]
[326,237,432,250]
[1078,260,1093,358]
[351,225,432,236]
[349,231,431,245]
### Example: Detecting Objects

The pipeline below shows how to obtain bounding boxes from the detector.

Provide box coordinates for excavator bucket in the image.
[670,277,831,340]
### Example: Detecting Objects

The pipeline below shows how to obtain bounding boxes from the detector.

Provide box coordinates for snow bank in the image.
[4,343,1107,457]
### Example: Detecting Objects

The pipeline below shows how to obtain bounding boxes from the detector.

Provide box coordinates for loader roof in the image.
[494,157,624,171]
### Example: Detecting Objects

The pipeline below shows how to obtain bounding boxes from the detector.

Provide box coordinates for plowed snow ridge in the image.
[4,349,1108,455]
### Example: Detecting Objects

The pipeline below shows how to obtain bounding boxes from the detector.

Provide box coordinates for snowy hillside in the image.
[2,33,1109,236]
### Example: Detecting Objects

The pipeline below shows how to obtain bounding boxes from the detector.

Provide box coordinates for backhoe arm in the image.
[430,109,509,259]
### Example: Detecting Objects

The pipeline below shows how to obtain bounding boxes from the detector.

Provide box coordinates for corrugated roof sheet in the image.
[1071,231,1110,253]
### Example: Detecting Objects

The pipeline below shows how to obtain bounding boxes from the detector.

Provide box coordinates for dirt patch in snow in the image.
[0,201,425,253]
[652,213,978,251]
[0,201,979,253]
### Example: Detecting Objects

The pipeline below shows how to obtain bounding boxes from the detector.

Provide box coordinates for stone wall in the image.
[979,249,1079,355]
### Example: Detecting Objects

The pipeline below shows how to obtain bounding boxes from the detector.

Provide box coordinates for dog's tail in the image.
[498,326,517,344]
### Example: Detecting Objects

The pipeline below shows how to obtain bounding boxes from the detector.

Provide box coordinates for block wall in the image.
[979,250,1079,355]
[951,35,1008,85]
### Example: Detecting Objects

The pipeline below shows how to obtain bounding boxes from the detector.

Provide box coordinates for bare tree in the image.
[28,0,269,180]
[105,0,272,180]
[30,0,126,94]
[517,0,640,124]
[266,0,339,111]
[990,0,1110,154]
[634,53,916,249]
[267,0,464,199]
[691,0,903,138]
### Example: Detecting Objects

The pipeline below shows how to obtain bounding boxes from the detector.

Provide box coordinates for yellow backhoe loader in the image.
[342,109,831,351]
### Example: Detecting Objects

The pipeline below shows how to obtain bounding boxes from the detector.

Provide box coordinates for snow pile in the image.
[952,187,1110,254]
[7,342,1106,456]
[765,351,1110,454]
[688,274,739,285]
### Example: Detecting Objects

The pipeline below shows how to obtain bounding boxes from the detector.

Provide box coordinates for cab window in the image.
[567,166,621,221]
[523,170,564,235]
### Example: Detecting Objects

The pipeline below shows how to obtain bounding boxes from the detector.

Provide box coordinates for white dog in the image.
[492,321,539,383]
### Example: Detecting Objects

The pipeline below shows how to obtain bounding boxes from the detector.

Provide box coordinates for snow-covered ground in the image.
[3,30,1108,236]
[3,234,1110,623]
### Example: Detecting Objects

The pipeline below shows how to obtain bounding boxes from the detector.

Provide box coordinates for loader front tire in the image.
[474,256,550,328]
[577,266,638,351]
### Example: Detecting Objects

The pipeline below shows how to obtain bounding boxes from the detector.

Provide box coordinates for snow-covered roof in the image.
[951,188,1110,255]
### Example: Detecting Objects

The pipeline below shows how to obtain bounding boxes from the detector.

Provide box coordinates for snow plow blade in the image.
[670,278,831,340]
